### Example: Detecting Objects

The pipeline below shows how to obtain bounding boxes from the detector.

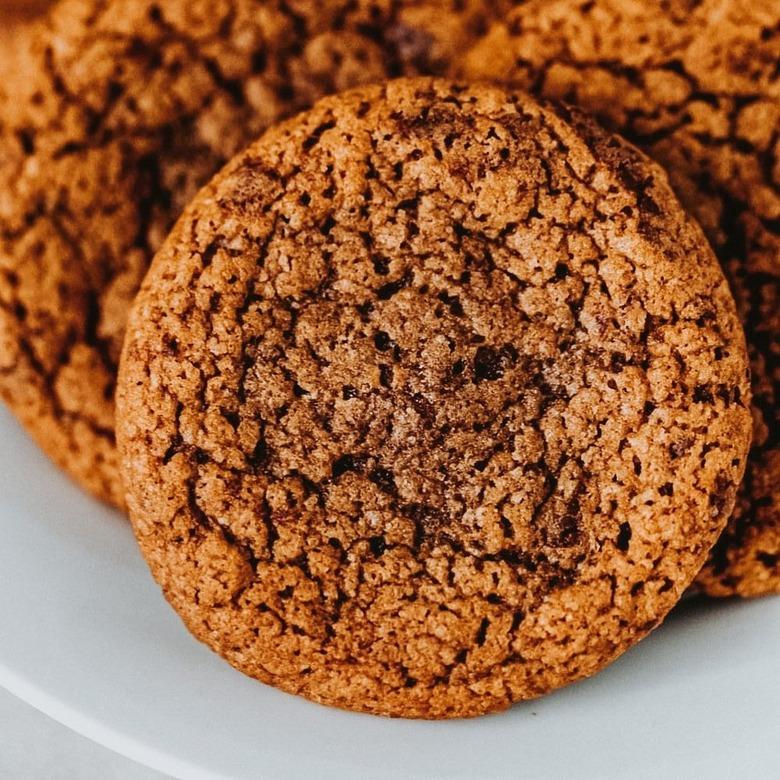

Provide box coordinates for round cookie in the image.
[0,0,505,507]
[462,0,780,597]
[118,79,752,717]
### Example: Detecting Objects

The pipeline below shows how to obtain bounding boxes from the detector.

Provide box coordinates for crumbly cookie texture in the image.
[0,0,504,507]
[0,2,49,85]
[462,0,780,597]
[118,79,751,718]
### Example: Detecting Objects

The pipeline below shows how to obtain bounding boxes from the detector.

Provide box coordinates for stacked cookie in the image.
[0,0,775,718]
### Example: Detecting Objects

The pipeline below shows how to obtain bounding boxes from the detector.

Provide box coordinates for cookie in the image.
[462,0,780,598]
[0,2,49,78]
[0,0,51,25]
[0,0,50,11]
[0,0,504,507]
[117,78,752,717]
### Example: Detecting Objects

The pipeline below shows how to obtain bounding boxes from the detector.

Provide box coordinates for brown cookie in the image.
[462,0,780,597]
[0,2,49,79]
[117,79,751,718]
[0,0,50,11]
[0,0,504,507]
[0,0,51,26]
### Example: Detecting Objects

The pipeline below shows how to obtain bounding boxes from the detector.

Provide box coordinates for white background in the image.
[0,686,164,779]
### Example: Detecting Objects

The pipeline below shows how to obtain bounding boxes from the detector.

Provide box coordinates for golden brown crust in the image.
[0,0,504,506]
[118,78,752,718]
[0,3,50,101]
[461,0,780,598]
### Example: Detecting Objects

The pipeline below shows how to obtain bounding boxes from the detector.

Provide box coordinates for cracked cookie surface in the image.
[0,0,503,506]
[461,0,780,597]
[0,2,49,93]
[118,79,752,717]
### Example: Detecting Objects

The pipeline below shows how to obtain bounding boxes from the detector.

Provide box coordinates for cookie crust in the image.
[462,0,780,597]
[0,0,502,506]
[118,79,751,717]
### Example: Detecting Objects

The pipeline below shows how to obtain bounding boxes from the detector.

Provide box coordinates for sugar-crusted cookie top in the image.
[119,79,751,718]
[462,0,780,597]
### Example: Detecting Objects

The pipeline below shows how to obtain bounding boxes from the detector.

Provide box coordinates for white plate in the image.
[0,405,778,780]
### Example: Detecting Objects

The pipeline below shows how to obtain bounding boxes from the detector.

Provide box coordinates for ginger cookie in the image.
[0,2,50,83]
[0,0,51,29]
[0,0,50,12]
[462,0,780,598]
[0,0,503,507]
[117,79,752,717]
